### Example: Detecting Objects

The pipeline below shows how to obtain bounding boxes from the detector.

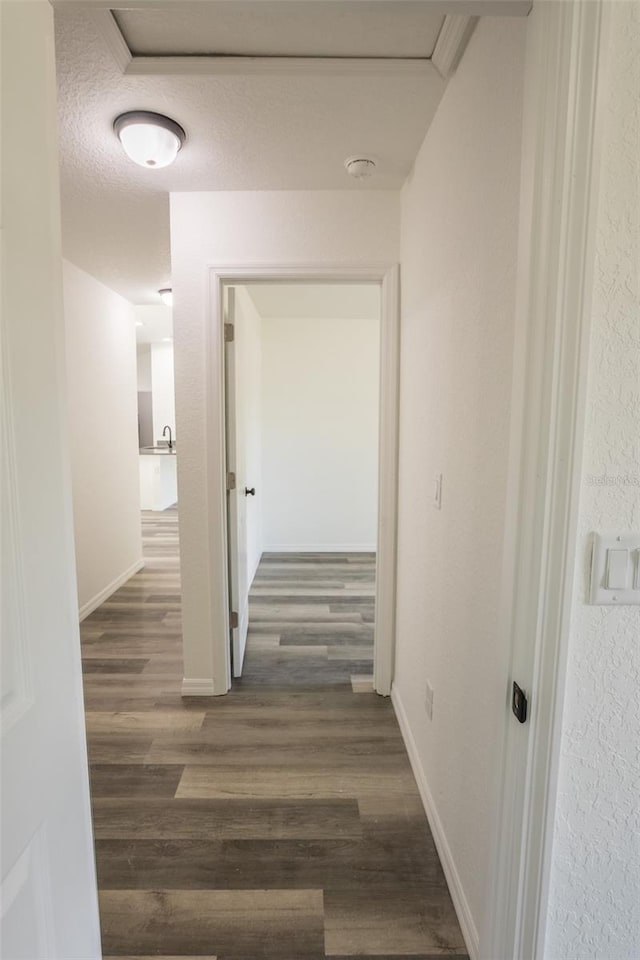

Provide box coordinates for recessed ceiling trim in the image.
[92,9,131,73]
[91,6,477,79]
[93,7,435,78]
[431,14,478,78]
[56,0,532,12]
[125,56,435,78]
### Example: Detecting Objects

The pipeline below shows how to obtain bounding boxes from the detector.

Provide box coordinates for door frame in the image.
[207,263,400,696]
[223,286,250,678]
[483,2,611,958]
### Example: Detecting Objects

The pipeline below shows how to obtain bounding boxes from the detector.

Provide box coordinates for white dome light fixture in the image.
[344,156,376,180]
[158,287,173,307]
[114,111,186,169]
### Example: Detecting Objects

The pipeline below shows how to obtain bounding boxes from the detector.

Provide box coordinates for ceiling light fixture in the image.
[114,111,186,169]
[135,321,144,328]
[158,288,173,307]
[162,337,173,343]
[344,156,376,180]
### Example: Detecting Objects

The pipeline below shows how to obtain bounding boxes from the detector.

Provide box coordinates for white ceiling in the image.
[113,3,445,58]
[54,2,450,305]
[246,283,380,321]
[134,303,173,344]
[53,1,528,306]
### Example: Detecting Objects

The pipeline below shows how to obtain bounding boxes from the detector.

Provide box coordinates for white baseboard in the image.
[391,684,480,960]
[248,550,262,587]
[181,677,217,697]
[79,558,144,621]
[263,544,377,553]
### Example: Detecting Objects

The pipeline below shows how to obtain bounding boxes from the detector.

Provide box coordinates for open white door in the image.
[224,287,250,677]
[1,4,101,957]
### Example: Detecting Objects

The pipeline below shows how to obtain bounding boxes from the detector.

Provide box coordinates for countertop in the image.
[139,446,177,456]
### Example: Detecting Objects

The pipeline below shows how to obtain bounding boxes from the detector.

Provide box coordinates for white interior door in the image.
[1,4,101,957]
[224,287,250,676]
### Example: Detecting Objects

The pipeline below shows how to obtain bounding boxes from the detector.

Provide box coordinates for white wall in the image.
[150,342,176,443]
[63,260,143,616]
[261,313,379,551]
[235,287,263,584]
[136,344,152,390]
[545,4,640,957]
[170,190,399,691]
[393,16,526,953]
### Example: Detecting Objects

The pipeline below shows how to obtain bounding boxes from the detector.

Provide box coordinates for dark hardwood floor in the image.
[81,509,468,960]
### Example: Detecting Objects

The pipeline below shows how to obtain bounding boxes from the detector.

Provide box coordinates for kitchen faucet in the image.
[162,425,173,450]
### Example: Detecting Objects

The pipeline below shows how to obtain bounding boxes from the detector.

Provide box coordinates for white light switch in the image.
[606,549,629,589]
[590,533,640,604]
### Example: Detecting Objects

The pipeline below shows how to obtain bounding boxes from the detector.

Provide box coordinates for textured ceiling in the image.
[246,283,380,320]
[54,4,450,305]
[114,3,445,58]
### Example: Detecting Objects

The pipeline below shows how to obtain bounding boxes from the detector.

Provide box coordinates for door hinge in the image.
[226,471,236,491]
[224,322,234,343]
[229,611,239,629]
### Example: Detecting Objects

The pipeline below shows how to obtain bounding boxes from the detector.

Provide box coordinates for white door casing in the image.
[224,287,250,677]
[1,3,101,958]
[192,264,399,697]
[483,2,611,957]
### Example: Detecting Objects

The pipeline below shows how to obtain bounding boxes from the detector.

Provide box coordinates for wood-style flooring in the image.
[81,509,468,960]
[239,550,376,691]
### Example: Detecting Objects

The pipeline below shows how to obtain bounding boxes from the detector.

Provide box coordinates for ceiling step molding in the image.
[431,15,478,78]
[93,9,131,74]
[92,6,445,79]
[125,56,434,78]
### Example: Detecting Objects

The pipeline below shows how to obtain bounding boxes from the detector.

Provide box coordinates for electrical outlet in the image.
[425,680,434,720]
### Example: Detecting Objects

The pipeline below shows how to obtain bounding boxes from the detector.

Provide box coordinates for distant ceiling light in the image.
[158,288,173,306]
[162,337,173,343]
[135,320,144,328]
[114,111,186,169]
[345,156,376,180]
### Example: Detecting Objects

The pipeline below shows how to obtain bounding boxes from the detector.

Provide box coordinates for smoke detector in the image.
[345,156,376,180]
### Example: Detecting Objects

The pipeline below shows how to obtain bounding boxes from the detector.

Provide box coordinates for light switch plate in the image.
[589,532,640,604]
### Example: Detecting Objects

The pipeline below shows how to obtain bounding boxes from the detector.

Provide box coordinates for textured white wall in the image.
[545,4,640,957]
[150,342,176,443]
[170,190,399,687]
[63,260,142,614]
[394,16,526,945]
[261,314,379,551]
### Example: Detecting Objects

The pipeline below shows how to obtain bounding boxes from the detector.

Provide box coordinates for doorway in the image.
[199,264,399,697]
[135,302,179,595]
[223,281,382,688]
[135,302,178,518]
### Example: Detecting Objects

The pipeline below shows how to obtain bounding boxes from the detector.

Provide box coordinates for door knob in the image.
[244,487,256,496]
